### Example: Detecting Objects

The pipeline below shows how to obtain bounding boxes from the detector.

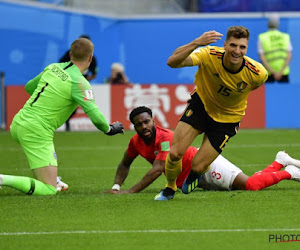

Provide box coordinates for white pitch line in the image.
[0,146,125,151]
[0,228,299,236]
[1,143,300,152]
[0,163,270,171]
[54,163,273,170]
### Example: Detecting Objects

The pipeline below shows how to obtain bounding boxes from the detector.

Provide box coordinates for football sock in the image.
[0,174,57,195]
[255,161,284,174]
[245,171,291,191]
[165,154,182,191]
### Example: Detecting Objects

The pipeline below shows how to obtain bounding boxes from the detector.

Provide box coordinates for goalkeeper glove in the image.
[106,121,124,136]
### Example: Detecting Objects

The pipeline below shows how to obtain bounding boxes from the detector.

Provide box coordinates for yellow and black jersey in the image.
[190,46,268,123]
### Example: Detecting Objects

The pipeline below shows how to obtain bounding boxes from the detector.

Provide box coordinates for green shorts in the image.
[10,121,58,169]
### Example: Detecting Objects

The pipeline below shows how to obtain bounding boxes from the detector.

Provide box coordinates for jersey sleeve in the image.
[86,109,110,133]
[253,63,268,89]
[155,130,172,161]
[287,35,293,52]
[189,47,208,66]
[25,73,43,95]
[257,38,264,54]
[71,78,110,132]
[71,78,98,113]
[127,137,139,159]
[155,141,171,161]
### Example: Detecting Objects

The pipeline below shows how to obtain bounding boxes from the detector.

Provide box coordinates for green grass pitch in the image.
[0,129,300,249]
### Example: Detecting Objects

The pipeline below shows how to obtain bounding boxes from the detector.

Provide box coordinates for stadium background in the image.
[1,2,300,249]
[0,0,299,129]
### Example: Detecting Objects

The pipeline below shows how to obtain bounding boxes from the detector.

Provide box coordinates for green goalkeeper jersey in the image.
[13,62,110,136]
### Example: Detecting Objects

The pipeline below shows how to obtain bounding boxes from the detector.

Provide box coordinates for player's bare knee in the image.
[169,150,183,162]
[191,164,208,174]
[191,158,210,174]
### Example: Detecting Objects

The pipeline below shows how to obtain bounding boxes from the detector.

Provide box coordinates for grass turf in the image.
[0,129,300,250]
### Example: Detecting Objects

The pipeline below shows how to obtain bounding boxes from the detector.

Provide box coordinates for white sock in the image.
[0,174,3,185]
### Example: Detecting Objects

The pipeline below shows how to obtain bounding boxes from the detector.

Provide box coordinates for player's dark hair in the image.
[80,34,91,40]
[226,26,250,41]
[129,106,152,124]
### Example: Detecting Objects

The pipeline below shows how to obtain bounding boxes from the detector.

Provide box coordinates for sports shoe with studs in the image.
[275,151,300,168]
[285,165,300,182]
[56,176,69,192]
[181,170,201,194]
[154,187,175,201]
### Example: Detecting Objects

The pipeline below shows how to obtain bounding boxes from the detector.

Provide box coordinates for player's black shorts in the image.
[180,92,240,153]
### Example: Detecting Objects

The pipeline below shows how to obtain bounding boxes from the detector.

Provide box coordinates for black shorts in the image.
[180,92,240,153]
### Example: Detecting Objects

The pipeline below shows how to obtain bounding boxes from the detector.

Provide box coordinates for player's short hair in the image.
[268,15,279,29]
[129,106,153,124]
[111,62,125,72]
[226,26,250,41]
[70,38,94,61]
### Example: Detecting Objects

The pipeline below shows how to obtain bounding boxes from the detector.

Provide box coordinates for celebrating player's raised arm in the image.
[167,31,223,68]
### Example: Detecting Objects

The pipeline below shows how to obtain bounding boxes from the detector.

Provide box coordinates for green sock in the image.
[0,174,57,196]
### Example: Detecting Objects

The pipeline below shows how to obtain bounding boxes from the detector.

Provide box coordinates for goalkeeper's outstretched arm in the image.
[86,108,124,135]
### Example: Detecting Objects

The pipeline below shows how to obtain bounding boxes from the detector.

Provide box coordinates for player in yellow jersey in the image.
[156,26,268,200]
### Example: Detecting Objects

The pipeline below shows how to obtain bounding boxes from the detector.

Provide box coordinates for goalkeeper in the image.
[0,37,124,195]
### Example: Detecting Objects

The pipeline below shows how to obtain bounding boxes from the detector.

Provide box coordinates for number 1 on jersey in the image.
[30,83,49,106]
